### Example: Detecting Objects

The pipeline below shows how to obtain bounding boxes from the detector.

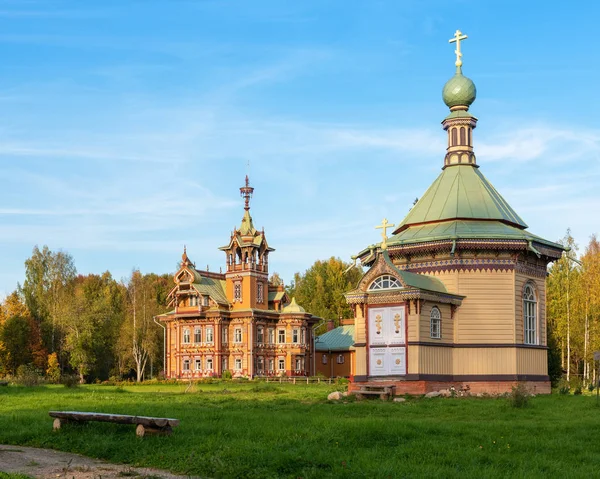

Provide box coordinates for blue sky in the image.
[0,0,599,297]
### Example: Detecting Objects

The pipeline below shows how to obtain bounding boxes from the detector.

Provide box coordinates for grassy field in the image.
[0,382,598,478]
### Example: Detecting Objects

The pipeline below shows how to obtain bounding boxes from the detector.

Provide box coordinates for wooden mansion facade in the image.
[157,177,320,379]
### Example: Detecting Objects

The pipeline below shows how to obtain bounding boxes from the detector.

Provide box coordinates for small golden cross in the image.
[375,315,382,334]
[376,218,395,250]
[449,29,468,68]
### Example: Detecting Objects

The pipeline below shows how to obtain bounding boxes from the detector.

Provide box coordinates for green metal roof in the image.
[192,275,229,306]
[382,251,449,294]
[268,291,286,302]
[395,165,528,233]
[388,220,564,250]
[316,325,355,352]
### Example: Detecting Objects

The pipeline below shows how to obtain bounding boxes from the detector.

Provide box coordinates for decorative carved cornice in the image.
[395,257,516,274]
[515,261,548,279]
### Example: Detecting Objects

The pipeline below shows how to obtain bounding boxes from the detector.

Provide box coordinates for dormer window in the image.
[190,296,198,307]
[368,275,402,291]
[202,295,210,307]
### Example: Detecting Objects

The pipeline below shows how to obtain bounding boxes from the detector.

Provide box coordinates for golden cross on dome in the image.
[449,29,468,67]
[240,175,254,211]
[376,218,395,250]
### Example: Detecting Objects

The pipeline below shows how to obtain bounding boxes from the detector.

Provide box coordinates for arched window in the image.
[430,306,441,339]
[467,128,472,146]
[369,275,402,291]
[523,284,537,344]
[451,128,457,146]
[460,127,466,145]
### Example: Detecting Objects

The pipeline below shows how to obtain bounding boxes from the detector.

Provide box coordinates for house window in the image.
[221,357,228,371]
[524,284,537,345]
[295,357,302,371]
[234,282,242,302]
[202,295,209,307]
[235,358,242,371]
[278,358,285,371]
[190,296,198,307]
[194,327,202,344]
[278,329,286,344]
[206,327,214,343]
[195,358,202,371]
[257,326,264,344]
[268,328,275,344]
[292,329,299,343]
[222,326,228,344]
[368,275,402,291]
[337,354,345,364]
[430,306,441,339]
[322,354,327,365]
[301,328,306,344]
[234,328,242,343]
[206,358,213,370]
[183,359,190,371]
[183,328,191,344]
[257,282,264,303]
[257,356,264,373]
[268,358,274,372]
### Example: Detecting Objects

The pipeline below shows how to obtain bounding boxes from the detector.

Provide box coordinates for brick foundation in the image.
[349,379,551,396]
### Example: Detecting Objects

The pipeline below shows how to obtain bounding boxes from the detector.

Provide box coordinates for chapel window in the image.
[430,306,441,339]
[369,275,402,291]
[460,127,466,145]
[451,128,457,146]
[523,284,538,345]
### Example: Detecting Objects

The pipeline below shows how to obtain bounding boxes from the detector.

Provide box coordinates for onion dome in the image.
[442,67,476,109]
[282,297,305,313]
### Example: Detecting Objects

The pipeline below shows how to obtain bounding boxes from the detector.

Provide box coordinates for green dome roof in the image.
[442,70,476,108]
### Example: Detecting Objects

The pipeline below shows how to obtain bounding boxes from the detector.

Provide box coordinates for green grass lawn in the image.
[0,382,598,478]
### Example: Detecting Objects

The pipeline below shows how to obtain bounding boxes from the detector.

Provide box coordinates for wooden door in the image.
[368,306,406,376]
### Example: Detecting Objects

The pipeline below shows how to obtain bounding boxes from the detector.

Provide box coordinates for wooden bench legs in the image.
[135,424,173,437]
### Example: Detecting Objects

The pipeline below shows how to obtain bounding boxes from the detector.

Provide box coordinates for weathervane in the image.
[449,29,468,68]
[376,218,395,250]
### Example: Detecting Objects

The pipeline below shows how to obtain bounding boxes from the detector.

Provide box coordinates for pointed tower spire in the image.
[240,175,254,211]
[442,29,478,168]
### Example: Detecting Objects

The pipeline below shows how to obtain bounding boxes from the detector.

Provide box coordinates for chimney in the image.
[327,320,335,331]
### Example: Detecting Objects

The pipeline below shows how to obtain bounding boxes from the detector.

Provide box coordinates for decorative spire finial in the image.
[182,245,189,263]
[449,29,468,70]
[240,175,254,211]
[375,218,395,250]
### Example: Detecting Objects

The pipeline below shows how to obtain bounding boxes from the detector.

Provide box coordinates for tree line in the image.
[0,246,170,382]
[547,231,600,387]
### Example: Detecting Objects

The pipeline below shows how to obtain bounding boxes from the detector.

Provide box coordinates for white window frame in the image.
[278,358,285,371]
[194,358,202,371]
[194,327,202,344]
[183,328,191,344]
[292,329,299,343]
[190,296,198,307]
[268,328,275,344]
[234,328,242,343]
[206,327,214,344]
[234,358,242,371]
[430,306,441,340]
[268,358,274,372]
[222,326,228,344]
[322,354,327,365]
[257,326,264,344]
[368,275,402,291]
[278,329,286,344]
[523,283,538,345]
[301,328,306,344]
[202,295,210,307]
[206,357,213,371]
[183,359,190,371]
[337,354,345,364]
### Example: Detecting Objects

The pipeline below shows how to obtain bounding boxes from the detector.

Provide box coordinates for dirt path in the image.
[0,445,199,479]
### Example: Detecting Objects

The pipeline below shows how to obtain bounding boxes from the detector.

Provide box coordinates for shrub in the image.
[508,383,530,408]
[570,377,583,395]
[60,374,80,388]
[557,378,570,395]
[588,383,595,393]
[222,370,232,380]
[336,377,349,386]
[15,365,42,386]
[45,353,61,383]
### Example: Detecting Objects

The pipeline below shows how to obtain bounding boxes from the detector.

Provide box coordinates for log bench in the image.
[49,411,180,437]
[354,385,396,400]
